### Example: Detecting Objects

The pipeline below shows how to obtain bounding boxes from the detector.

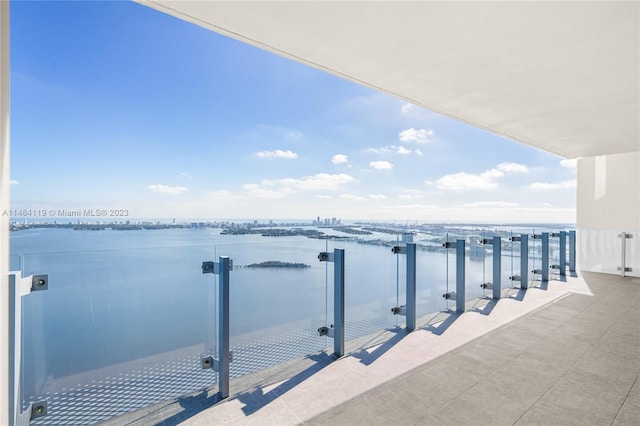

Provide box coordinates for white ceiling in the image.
[137,0,639,159]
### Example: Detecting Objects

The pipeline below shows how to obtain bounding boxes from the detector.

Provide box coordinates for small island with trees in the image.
[244,261,311,269]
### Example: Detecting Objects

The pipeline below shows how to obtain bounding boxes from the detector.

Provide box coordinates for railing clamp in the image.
[391,245,407,255]
[391,305,407,316]
[318,324,335,337]
[318,252,335,262]
[442,291,456,300]
[201,352,233,372]
[202,260,233,274]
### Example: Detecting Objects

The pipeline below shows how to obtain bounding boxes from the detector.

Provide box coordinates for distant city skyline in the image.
[10,1,576,224]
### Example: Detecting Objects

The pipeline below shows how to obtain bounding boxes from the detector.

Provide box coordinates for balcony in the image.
[10,225,631,425]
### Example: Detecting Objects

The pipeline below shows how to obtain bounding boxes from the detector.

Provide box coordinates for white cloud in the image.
[340,194,366,201]
[435,171,501,191]
[316,195,332,199]
[398,128,434,144]
[400,103,438,120]
[177,172,193,180]
[398,188,423,199]
[257,173,354,193]
[206,190,235,200]
[332,154,348,164]
[148,184,189,194]
[433,162,529,191]
[369,161,394,170]
[560,159,578,171]
[365,145,419,155]
[460,201,520,208]
[243,183,287,199]
[256,149,298,159]
[497,162,529,174]
[10,180,19,185]
[368,194,387,199]
[365,146,392,154]
[529,180,576,190]
[400,103,417,115]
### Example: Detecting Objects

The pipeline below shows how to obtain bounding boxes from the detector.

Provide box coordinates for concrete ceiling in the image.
[137,1,639,159]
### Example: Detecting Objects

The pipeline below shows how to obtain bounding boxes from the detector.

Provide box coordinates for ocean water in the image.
[10,225,565,424]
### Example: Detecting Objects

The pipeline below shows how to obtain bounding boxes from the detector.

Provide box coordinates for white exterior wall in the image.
[0,1,10,424]
[577,151,640,276]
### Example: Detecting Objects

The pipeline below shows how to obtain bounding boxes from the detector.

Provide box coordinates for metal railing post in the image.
[481,237,501,299]
[520,234,529,289]
[218,256,231,399]
[456,239,465,312]
[542,232,549,282]
[492,237,501,299]
[390,243,417,331]
[559,231,566,277]
[201,256,233,400]
[569,230,576,273]
[333,248,345,357]
[406,243,417,330]
[443,239,465,313]
[617,232,633,276]
[317,248,345,357]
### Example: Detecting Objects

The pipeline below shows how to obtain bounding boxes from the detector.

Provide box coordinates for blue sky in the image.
[9,1,576,223]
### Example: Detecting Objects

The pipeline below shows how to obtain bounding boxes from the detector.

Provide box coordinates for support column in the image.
[1,2,11,424]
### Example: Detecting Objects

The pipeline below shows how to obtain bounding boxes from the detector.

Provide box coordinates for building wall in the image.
[577,151,640,276]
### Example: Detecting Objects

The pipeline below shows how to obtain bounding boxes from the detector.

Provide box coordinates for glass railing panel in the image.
[577,228,638,277]
[502,230,518,292]
[464,232,488,304]
[19,245,217,425]
[415,230,447,319]
[218,238,328,380]
[625,231,639,277]
[326,238,399,342]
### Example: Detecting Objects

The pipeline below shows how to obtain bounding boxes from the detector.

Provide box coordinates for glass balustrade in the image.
[17,245,217,425]
[9,224,579,424]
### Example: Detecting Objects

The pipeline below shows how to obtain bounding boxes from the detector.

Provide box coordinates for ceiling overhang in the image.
[137,0,640,159]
